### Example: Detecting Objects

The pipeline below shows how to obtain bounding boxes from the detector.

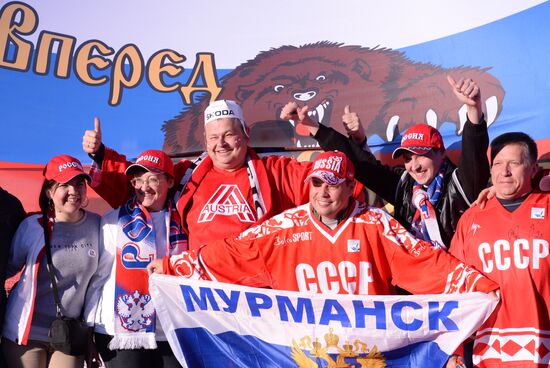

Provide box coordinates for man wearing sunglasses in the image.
[149,151,498,302]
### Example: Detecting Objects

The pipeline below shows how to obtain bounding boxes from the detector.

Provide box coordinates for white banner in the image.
[150,274,498,368]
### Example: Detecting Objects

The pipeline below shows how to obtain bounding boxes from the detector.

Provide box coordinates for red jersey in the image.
[168,201,497,296]
[185,166,257,246]
[450,192,550,367]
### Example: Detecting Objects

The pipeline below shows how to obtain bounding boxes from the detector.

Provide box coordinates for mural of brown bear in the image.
[162,42,504,155]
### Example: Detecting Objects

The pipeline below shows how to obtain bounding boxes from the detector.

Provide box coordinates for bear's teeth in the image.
[486,96,498,126]
[386,115,399,142]
[426,109,438,128]
[457,95,498,133]
[295,139,319,149]
[315,104,325,123]
[457,104,468,134]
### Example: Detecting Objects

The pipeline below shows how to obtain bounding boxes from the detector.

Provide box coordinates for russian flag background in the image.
[1,1,549,213]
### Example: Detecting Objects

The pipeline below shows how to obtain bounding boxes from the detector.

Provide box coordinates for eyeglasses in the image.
[130,175,164,188]
[310,177,346,192]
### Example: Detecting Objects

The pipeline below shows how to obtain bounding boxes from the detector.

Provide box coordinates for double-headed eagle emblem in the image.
[291,328,386,368]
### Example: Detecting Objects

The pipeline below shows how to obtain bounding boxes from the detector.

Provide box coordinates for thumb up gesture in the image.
[82,117,102,155]
[342,105,366,144]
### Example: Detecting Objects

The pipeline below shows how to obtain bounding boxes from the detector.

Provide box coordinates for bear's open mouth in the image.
[307,99,332,126]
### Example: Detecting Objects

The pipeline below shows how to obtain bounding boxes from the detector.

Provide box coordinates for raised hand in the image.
[82,117,102,155]
[447,75,481,106]
[280,101,318,135]
[447,75,482,124]
[342,105,366,144]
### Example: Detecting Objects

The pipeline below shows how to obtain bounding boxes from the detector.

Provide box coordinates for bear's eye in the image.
[274,84,285,92]
[315,75,326,81]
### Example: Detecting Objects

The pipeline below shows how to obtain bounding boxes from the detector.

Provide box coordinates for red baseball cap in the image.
[392,124,445,159]
[305,151,355,185]
[125,149,174,178]
[43,154,91,183]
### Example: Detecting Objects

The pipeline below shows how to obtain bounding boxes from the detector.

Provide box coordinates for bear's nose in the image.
[293,90,317,101]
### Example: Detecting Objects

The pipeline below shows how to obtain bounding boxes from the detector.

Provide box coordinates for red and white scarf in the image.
[411,162,447,250]
[111,197,186,349]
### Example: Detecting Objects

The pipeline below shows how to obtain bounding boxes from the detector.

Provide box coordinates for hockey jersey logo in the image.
[347,239,360,253]
[531,207,545,219]
[198,184,255,223]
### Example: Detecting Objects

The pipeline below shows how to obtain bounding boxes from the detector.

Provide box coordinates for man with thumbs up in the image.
[281,76,490,250]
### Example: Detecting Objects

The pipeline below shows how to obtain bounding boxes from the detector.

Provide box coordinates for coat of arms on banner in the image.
[291,328,386,368]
